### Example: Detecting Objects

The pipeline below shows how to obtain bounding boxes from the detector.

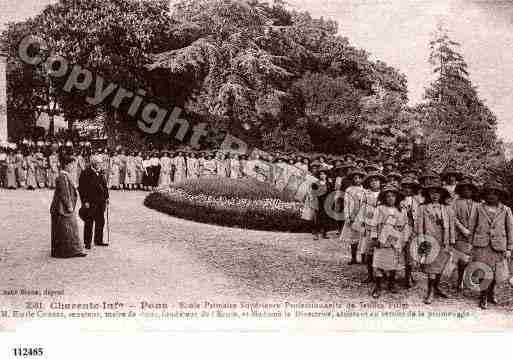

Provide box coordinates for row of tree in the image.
[0,0,503,177]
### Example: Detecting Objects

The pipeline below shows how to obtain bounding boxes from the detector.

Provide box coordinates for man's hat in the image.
[79,206,95,222]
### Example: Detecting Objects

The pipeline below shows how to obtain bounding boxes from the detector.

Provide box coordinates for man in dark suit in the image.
[79,155,109,249]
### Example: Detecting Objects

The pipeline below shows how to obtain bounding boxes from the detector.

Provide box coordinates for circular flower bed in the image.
[144,177,312,232]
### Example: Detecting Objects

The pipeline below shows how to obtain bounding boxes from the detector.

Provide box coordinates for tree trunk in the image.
[49,115,55,137]
[106,111,117,149]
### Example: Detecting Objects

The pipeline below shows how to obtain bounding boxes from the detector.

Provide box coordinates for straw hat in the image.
[378,184,404,205]
[454,175,478,196]
[401,175,420,190]
[355,157,367,166]
[421,177,451,202]
[346,168,367,180]
[480,180,509,201]
[365,163,381,173]
[386,171,403,182]
[401,167,421,178]
[441,165,462,182]
[419,169,439,184]
[336,161,355,172]
[344,154,356,162]
[363,171,386,188]
[383,158,396,167]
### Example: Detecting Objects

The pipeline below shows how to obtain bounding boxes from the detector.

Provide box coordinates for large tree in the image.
[2,20,53,140]
[3,0,410,154]
[422,25,501,175]
[2,0,175,144]
[149,0,408,153]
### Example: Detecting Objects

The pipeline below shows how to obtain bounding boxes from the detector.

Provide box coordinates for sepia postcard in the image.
[1,0,513,346]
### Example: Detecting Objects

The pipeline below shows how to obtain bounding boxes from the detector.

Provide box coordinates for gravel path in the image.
[1,189,512,331]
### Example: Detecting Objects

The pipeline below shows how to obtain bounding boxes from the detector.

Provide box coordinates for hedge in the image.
[144,177,313,232]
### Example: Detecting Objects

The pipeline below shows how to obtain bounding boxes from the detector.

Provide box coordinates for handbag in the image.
[300,207,315,221]
[78,205,94,221]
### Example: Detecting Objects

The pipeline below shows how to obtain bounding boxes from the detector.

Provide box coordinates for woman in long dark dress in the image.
[50,155,87,258]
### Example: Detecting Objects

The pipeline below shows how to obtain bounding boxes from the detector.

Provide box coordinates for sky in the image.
[1,0,513,140]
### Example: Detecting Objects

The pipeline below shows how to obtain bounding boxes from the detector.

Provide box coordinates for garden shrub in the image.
[144,177,316,232]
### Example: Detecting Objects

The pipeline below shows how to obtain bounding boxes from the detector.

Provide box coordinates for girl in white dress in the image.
[186,152,200,179]
[159,151,173,187]
[358,171,386,284]
[135,152,144,190]
[201,153,217,178]
[340,169,367,265]
[108,151,121,190]
[125,151,137,190]
[173,151,187,183]
[229,153,242,179]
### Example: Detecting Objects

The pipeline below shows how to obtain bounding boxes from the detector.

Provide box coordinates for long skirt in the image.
[119,166,126,185]
[125,166,136,185]
[174,168,187,183]
[142,170,152,187]
[36,168,47,188]
[473,246,510,283]
[0,164,5,186]
[51,214,84,258]
[47,169,58,188]
[16,168,26,187]
[149,166,160,187]
[109,165,120,188]
[26,169,37,189]
[159,170,172,187]
[136,168,144,184]
[6,166,17,188]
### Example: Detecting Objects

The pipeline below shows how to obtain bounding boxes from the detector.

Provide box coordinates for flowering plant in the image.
[145,178,311,232]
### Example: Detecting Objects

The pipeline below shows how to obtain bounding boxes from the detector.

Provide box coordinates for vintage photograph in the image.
[1,0,513,334]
